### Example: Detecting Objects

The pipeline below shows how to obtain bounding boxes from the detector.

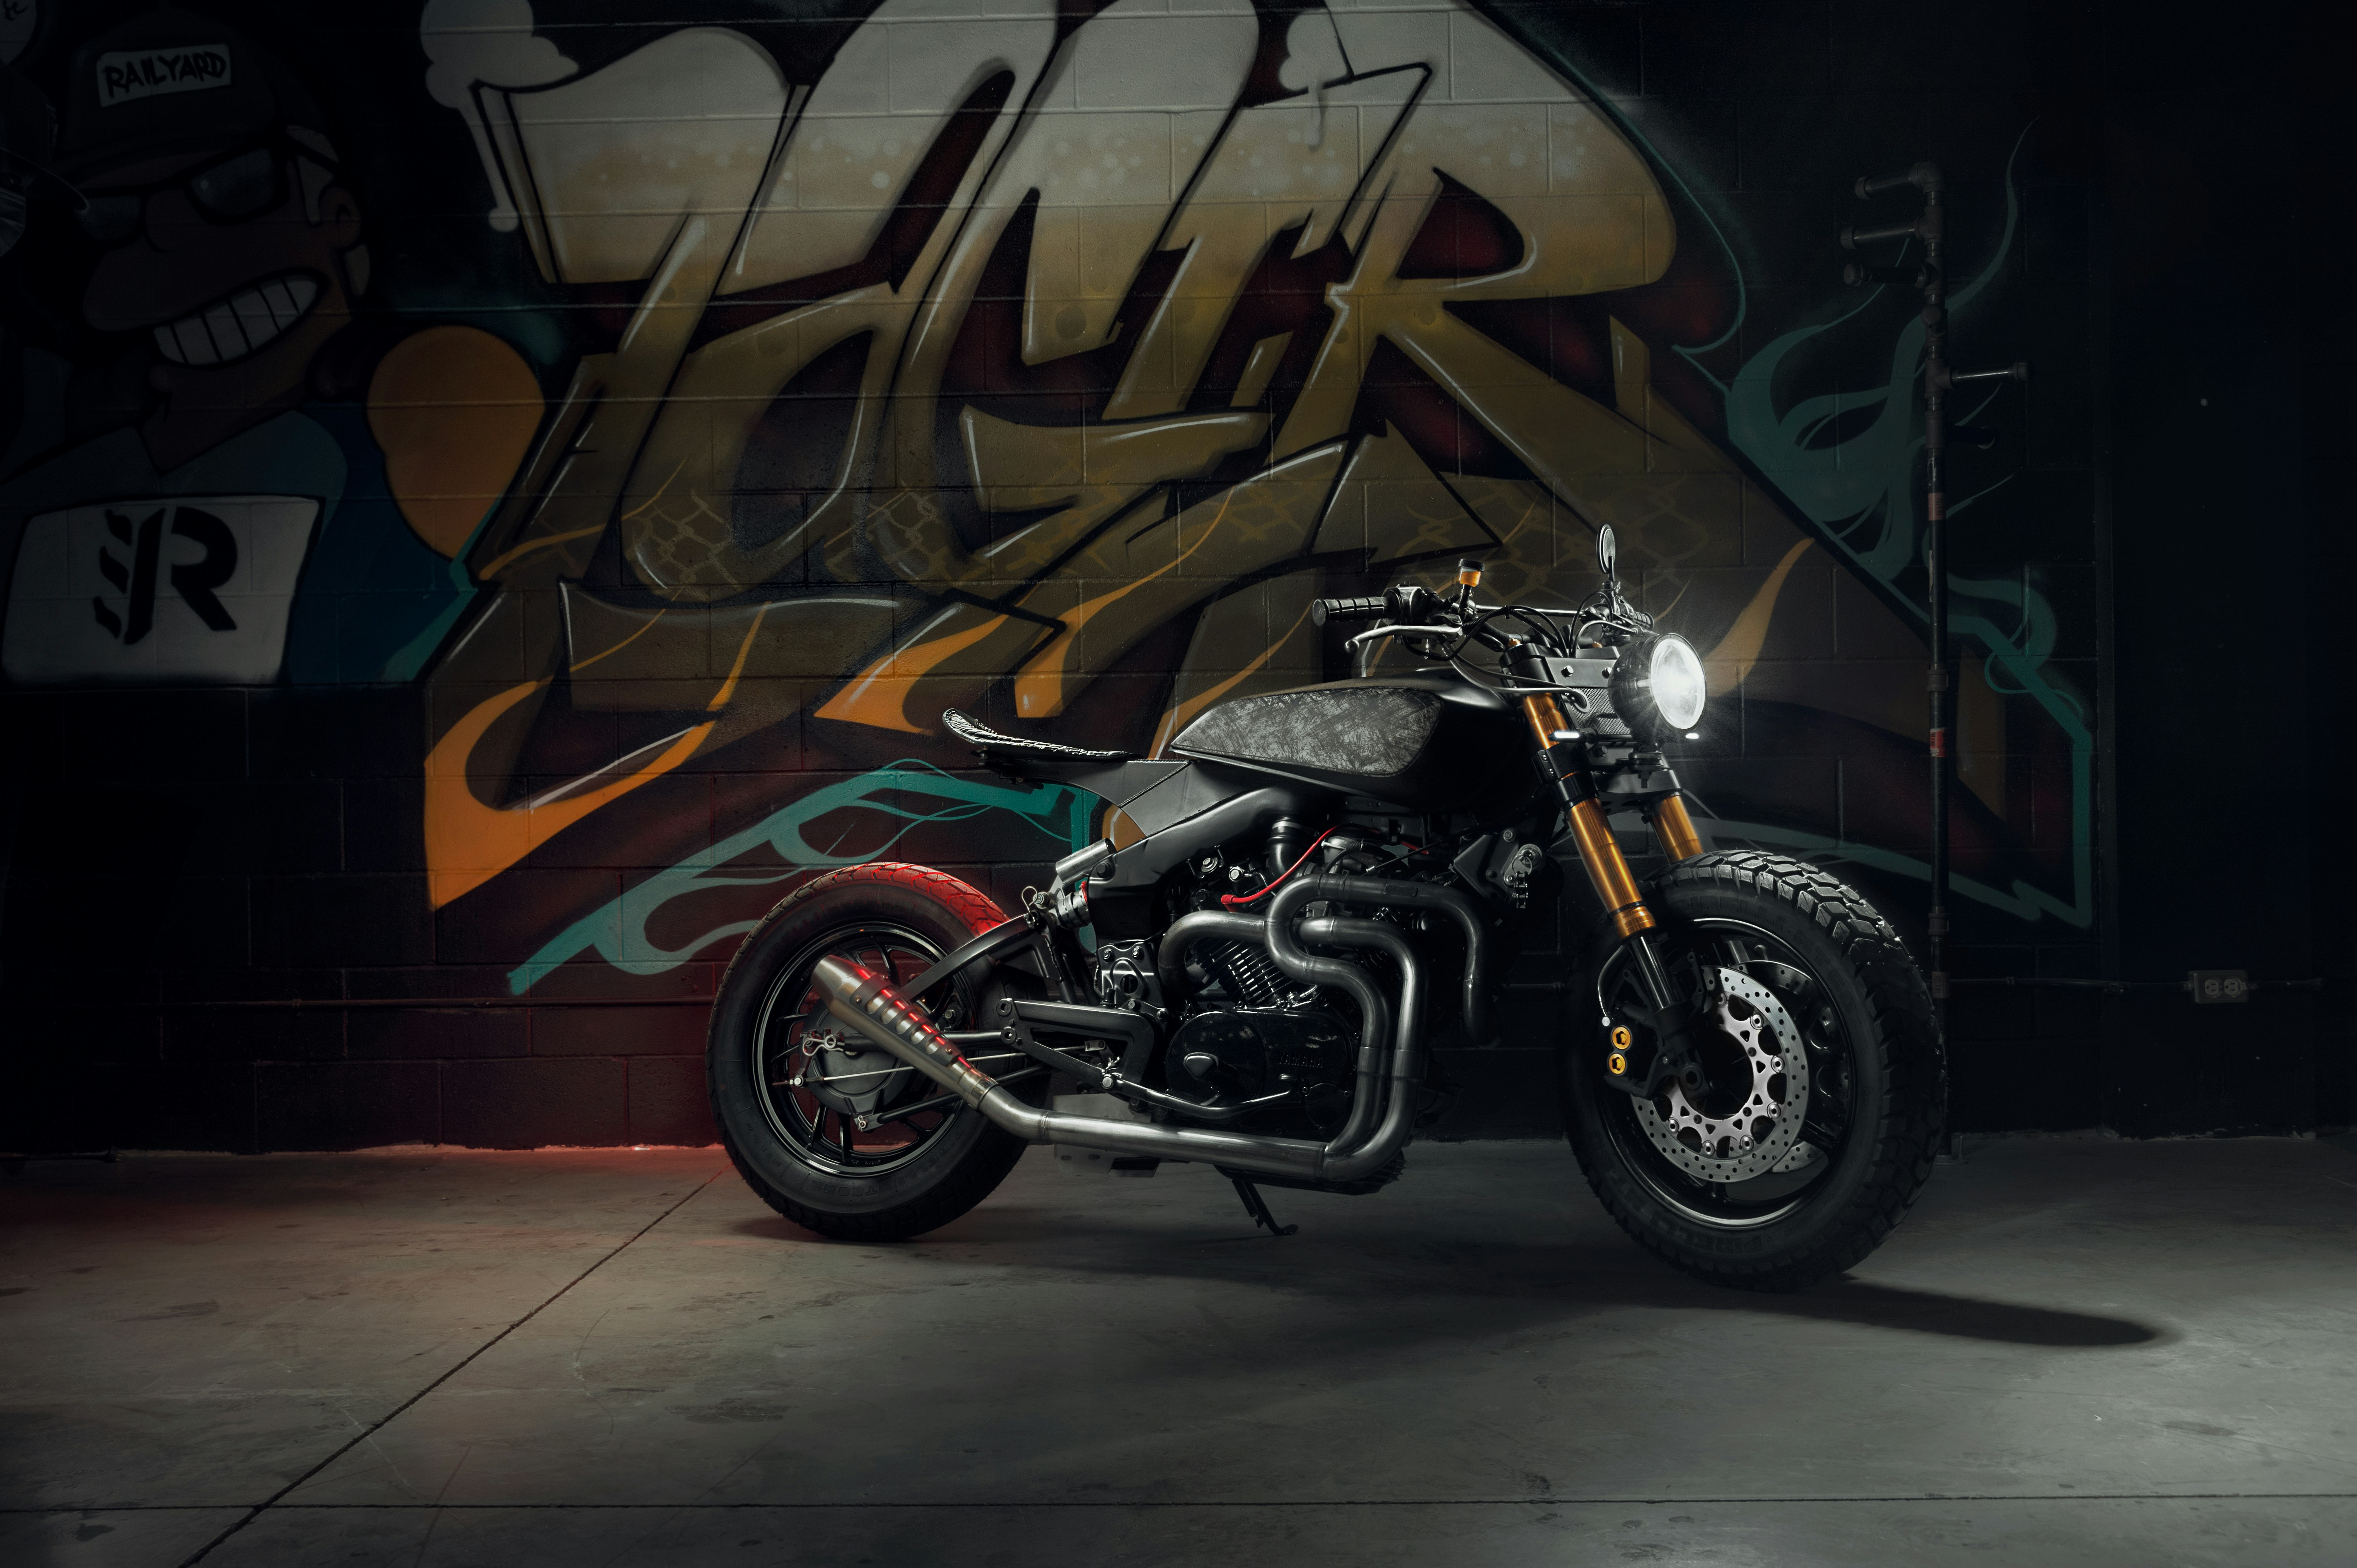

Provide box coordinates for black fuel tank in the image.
[1167,676,1524,812]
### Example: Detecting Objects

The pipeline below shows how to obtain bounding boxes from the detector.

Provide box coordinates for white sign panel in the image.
[4,496,318,684]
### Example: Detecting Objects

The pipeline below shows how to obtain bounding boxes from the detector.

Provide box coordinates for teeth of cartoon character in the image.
[230,288,277,349]
[169,317,218,366]
[203,303,251,359]
[150,275,320,367]
[263,276,317,327]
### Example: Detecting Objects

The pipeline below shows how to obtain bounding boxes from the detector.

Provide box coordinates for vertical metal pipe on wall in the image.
[1842,163,2026,1089]
[1919,176,1954,1041]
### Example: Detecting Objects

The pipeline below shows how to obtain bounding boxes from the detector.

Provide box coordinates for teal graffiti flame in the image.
[1718,132,2094,928]
[508,762,1093,995]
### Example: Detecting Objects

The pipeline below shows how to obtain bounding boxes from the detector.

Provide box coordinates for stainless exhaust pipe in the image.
[1159,910,1392,1156]
[811,923,1425,1182]
[1293,916,1424,1182]
[1272,874,1492,1041]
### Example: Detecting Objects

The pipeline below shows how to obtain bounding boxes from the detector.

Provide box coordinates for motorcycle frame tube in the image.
[1650,794,1705,861]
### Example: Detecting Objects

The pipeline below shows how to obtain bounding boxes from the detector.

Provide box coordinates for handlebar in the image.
[1311,595,1388,627]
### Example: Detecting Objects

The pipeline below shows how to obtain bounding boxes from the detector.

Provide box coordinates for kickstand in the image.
[1231,1177,1298,1237]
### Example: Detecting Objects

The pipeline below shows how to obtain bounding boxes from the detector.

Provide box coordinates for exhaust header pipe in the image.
[809,949,1413,1183]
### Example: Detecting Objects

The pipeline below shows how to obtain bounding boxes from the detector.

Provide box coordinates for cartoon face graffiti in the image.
[0,6,547,691]
[59,12,365,471]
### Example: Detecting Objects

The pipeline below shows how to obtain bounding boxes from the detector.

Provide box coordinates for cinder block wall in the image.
[0,0,2327,1151]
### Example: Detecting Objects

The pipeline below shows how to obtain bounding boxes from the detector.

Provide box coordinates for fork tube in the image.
[1522,695,1657,939]
[1525,691,1706,1096]
[1650,795,1704,861]
[1564,800,1658,940]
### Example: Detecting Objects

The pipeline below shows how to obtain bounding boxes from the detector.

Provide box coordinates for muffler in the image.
[810,953,1407,1182]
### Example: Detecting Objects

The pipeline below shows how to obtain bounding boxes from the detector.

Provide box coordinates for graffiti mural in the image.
[0,0,2094,1144]
[1,6,546,689]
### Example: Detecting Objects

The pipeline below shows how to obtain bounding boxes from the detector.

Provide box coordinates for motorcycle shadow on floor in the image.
[724,1187,2166,1357]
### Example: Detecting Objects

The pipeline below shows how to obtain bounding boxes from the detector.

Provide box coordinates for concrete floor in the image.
[2,1138,2353,1568]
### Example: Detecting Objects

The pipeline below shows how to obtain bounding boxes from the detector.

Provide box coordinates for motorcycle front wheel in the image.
[1560,851,1944,1291]
[708,863,1031,1241]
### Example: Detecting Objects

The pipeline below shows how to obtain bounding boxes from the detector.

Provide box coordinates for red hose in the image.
[1219,827,1338,910]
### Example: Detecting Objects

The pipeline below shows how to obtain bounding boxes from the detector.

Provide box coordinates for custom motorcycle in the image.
[707,528,1943,1289]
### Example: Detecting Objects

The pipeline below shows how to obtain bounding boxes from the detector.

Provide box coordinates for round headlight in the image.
[1649,635,1706,731]
[1608,633,1708,739]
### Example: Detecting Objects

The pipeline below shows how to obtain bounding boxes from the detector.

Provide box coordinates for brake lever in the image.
[1344,623,1464,650]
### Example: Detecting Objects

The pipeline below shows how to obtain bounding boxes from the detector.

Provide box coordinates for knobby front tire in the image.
[1560,851,1945,1291]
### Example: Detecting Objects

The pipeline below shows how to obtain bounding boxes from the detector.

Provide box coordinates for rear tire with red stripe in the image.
[708,864,1031,1241]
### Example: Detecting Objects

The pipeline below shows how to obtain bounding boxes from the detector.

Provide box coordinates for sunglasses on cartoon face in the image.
[76,136,326,245]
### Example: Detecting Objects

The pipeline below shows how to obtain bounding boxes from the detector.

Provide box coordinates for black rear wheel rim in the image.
[751,921,969,1180]
[1592,916,1860,1229]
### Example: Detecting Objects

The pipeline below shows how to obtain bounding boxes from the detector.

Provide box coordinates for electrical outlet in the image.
[2188,970,2250,1004]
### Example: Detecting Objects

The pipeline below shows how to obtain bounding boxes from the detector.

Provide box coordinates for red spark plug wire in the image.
[1219,827,1339,910]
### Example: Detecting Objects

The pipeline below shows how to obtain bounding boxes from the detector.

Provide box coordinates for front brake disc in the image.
[1632,966,1810,1183]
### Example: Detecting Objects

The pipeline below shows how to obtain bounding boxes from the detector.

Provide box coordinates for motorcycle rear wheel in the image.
[708,863,1030,1241]
[1560,851,1944,1291]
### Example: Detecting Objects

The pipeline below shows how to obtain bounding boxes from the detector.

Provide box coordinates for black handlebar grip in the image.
[1311,596,1388,627]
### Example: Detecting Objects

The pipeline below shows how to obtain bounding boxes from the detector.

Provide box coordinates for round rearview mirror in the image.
[1596,524,1618,579]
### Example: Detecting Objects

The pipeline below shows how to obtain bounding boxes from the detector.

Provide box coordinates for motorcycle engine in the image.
[1163,1007,1356,1129]
[1167,938,1357,1130]
[1093,936,1358,1131]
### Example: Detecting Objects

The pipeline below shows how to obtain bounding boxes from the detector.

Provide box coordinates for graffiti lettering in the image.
[95,45,234,106]
[92,509,160,644]
[0,0,2091,1028]
[89,505,240,645]
[424,0,1836,923]
[5,497,316,685]
[164,508,240,633]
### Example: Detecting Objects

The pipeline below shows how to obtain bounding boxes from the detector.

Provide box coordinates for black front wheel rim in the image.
[1592,916,1861,1229]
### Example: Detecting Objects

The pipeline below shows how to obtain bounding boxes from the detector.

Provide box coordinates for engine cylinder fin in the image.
[1199,937,1293,1010]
